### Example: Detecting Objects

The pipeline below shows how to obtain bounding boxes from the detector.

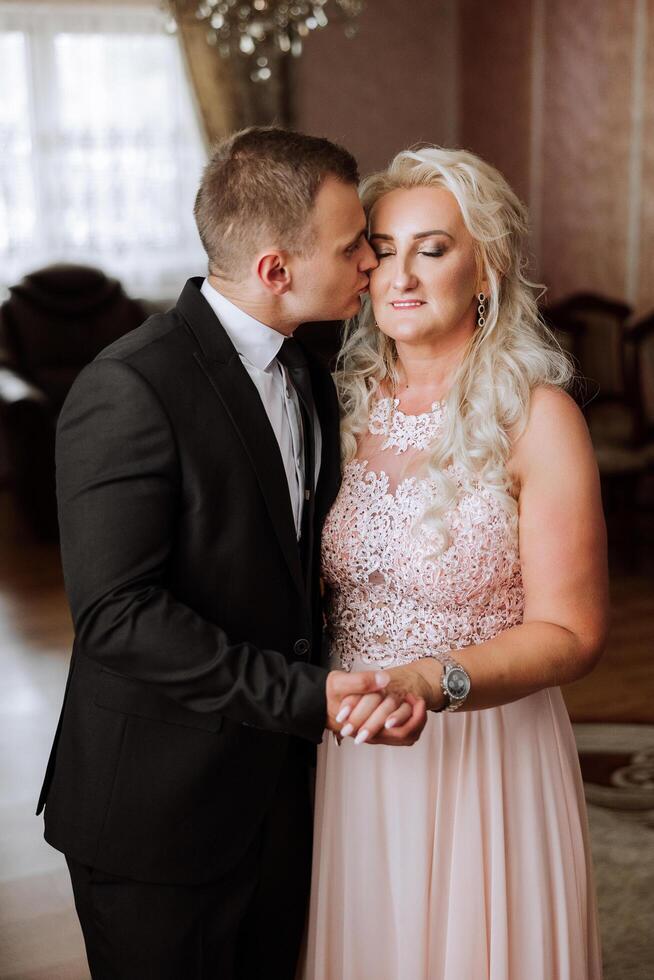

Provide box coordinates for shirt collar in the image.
[201,278,284,371]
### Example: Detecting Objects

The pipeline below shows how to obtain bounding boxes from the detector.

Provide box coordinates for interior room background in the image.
[2,0,653,310]
[0,1,652,979]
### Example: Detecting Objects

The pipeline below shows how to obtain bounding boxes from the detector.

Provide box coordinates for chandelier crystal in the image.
[165,1,365,82]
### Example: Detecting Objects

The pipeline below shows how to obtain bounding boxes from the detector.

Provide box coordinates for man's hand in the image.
[326,669,391,733]
[326,667,432,747]
[382,660,444,711]
[345,692,428,746]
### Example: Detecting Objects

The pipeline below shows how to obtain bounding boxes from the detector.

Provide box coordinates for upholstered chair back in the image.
[1,264,146,413]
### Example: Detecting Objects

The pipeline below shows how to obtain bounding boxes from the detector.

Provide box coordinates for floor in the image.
[0,492,652,979]
[563,571,654,723]
[0,501,88,978]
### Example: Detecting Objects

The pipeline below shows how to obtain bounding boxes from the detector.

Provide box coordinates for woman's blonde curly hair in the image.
[335,146,573,553]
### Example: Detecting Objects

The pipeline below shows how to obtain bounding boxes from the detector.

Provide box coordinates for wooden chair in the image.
[544,294,652,562]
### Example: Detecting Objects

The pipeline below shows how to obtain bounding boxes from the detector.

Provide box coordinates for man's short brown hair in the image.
[193,127,359,279]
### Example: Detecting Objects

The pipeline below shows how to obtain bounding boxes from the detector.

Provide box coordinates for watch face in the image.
[446,667,470,700]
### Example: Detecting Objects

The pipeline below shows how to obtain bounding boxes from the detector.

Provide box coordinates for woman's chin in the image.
[374,318,440,345]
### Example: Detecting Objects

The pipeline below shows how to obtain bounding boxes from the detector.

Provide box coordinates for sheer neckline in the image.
[374,395,446,419]
[368,396,447,454]
[344,459,423,504]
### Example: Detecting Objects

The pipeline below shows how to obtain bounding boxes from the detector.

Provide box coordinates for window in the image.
[0,3,208,298]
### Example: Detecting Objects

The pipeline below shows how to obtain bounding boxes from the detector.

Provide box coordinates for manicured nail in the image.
[354,729,369,745]
[336,705,351,724]
[385,717,397,730]
[374,671,389,689]
[340,723,354,737]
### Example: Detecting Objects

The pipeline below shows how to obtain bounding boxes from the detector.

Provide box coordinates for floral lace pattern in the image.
[322,400,524,670]
[368,397,446,453]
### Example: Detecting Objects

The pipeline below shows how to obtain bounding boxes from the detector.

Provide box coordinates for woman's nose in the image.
[392,263,418,291]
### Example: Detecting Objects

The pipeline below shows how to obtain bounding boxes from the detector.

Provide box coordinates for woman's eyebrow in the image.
[369,230,454,241]
[414,229,454,241]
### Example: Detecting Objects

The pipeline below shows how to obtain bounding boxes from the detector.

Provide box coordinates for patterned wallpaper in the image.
[459,0,653,314]
[539,0,634,305]
[638,0,654,313]
[294,0,652,314]
[291,0,458,175]
[459,0,533,208]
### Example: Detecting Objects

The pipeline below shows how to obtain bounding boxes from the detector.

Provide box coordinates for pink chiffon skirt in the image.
[303,684,602,980]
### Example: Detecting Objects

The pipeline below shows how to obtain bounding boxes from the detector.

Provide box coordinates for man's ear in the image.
[257,251,292,295]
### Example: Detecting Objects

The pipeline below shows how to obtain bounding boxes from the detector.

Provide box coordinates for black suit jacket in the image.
[37,278,341,884]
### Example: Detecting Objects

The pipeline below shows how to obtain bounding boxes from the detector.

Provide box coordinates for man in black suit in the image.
[37,128,426,979]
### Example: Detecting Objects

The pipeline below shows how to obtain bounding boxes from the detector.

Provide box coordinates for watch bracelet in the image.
[433,651,468,713]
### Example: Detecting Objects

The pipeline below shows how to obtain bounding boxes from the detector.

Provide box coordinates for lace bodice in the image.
[321,397,524,670]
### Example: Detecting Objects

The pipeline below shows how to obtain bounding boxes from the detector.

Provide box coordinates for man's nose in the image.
[360,239,378,272]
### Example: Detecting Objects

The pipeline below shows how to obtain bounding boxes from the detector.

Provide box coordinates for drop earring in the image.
[477,293,486,328]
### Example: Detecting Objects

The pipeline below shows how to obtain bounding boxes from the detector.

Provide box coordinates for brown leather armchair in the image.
[0,265,148,538]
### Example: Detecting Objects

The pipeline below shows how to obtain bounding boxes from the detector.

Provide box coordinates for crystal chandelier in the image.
[166,1,365,82]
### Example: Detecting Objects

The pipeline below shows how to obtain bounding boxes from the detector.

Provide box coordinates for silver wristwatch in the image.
[434,655,471,712]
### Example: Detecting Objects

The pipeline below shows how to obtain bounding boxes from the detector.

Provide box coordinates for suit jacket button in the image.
[294,638,310,657]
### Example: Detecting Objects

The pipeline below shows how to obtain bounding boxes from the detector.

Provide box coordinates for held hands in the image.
[381,660,445,712]
[326,663,440,747]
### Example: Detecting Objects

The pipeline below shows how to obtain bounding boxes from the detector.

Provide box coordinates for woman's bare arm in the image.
[363,386,609,724]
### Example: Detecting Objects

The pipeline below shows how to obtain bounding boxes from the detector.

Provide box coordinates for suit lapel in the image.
[177,279,305,600]
[302,344,342,527]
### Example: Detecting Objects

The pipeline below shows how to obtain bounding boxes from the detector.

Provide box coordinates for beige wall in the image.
[291,0,458,175]
[293,0,653,313]
[7,0,652,312]
[459,0,534,207]
[0,0,146,4]
[539,0,635,305]
[638,0,654,313]
[459,0,653,313]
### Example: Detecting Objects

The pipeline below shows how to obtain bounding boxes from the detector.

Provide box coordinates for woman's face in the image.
[368,186,486,349]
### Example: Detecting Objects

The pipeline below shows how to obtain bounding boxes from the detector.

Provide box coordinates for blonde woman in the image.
[304,148,607,979]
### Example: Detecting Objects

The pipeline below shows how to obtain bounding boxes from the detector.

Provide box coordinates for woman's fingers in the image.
[382,700,413,731]
[347,694,404,744]
[340,694,401,742]
[339,693,384,737]
[381,697,428,745]
[334,694,360,725]
[337,689,428,746]
[326,670,389,733]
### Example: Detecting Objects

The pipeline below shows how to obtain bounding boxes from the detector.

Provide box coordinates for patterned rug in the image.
[574,724,654,980]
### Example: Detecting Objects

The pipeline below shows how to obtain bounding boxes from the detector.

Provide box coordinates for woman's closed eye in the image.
[374,247,447,260]
[419,247,446,257]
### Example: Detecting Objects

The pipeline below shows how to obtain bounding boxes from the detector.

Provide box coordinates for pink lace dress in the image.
[303,398,602,980]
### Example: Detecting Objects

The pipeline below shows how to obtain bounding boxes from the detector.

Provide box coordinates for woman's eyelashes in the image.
[373,246,447,260]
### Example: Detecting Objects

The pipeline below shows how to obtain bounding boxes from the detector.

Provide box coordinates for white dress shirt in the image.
[201,279,321,539]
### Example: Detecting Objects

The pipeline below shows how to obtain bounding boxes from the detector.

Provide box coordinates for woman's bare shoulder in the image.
[510,385,595,486]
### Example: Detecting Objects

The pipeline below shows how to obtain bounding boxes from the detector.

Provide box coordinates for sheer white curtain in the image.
[0,2,208,299]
